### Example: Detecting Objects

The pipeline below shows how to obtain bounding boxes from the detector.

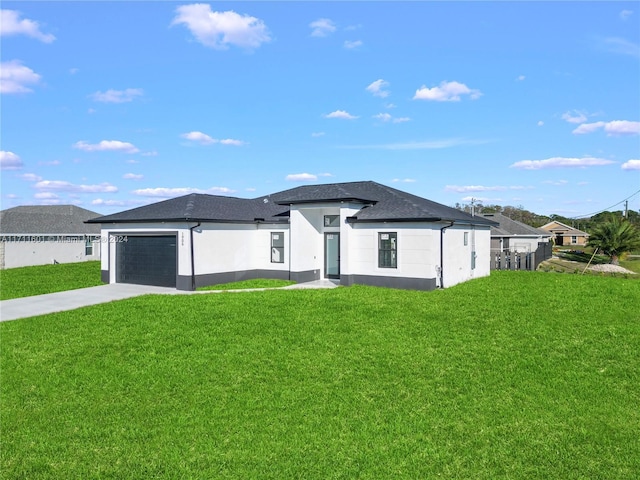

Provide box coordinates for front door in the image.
[324,233,340,279]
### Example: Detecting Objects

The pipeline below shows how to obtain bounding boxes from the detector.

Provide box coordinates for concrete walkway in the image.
[0,280,339,322]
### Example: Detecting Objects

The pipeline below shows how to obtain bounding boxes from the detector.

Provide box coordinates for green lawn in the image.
[0,261,102,300]
[2,271,639,479]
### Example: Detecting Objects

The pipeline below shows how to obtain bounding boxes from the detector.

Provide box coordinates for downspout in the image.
[189,222,201,291]
[439,221,454,288]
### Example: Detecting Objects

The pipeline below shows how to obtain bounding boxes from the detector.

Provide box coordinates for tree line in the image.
[455,202,640,232]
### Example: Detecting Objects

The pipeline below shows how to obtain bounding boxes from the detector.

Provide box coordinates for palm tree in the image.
[588,216,640,265]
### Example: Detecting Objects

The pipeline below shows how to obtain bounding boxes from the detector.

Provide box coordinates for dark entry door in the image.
[325,233,340,279]
[116,235,177,287]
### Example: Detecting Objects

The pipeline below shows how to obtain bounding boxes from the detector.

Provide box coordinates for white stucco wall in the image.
[1,236,100,269]
[192,223,290,275]
[442,225,492,288]
[346,222,439,281]
[100,222,290,284]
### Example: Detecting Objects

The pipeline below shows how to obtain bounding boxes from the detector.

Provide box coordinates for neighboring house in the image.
[0,205,102,269]
[88,181,497,291]
[540,220,589,247]
[481,212,552,253]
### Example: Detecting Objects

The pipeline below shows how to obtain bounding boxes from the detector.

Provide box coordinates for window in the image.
[85,237,93,256]
[464,232,469,246]
[271,232,284,263]
[324,215,340,227]
[378,232,397,268]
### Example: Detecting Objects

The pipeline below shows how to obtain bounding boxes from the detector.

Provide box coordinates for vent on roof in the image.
[263,198,269,203]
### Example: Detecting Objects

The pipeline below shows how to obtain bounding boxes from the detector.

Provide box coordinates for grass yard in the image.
[0,261,102,300]
[2,271,639,479]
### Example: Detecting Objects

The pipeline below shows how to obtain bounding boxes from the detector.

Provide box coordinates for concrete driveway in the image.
[0,284,184,322]
[0,280,339,322]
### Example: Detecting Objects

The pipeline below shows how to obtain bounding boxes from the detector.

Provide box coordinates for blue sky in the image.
[1,1,639,217]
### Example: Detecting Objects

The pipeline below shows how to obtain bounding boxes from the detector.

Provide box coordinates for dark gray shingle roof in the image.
[0,205,101,234]
[88,194,289,224]
[88,181,496,226]
[273,181,496,224]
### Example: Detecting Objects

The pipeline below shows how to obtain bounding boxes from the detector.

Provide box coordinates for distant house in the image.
[540,220,589,247]
[89,181,497,291]
[0,205,102,269]
[481,212,552,252]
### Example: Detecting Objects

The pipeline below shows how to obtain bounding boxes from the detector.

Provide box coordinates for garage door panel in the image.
[116,235,177,287]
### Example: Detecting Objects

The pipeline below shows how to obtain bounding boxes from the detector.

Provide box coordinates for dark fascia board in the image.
[346,216,443,224]
[88,217,290,225]
[347,216,498,226]
[275,197,375,206]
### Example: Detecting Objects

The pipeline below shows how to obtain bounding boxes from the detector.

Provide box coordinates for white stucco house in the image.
[0,205,102,269]
[88,181,497,291]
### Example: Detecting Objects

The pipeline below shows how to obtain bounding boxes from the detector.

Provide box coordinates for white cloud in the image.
[141,151,158,157]
[537,121,544,126]
[309,18,336,37]
[181,131,216,144]
[171,4,270,50]
[602,37,640,58]
[413,81,482,102]
[391,178,416,183]
[621,159,640,170]
[132,186,235,197]
[69,68,79,75]
[123,173,143,180]
[18,173,42,181]
[373,113,392,122]
[572,120,640,136]
[286,173,317,182]
[38,160,61,166]
[620,9,633,20]
[0,60,41,94]
[372,113,411,124]
[461,196,492,203]
[562,110,588,124]
[0,151,23,170]
[34,192,59,200]
[446,185,501,193]
[344,40,363,49]
[340,138,491,150]
[311,132,325,137]
[542,180,569,186]
[92,198,145,207]
[324,110,358,120]
[181,132,244,146]
[510,156,616,170]
[219,138,245,146]
[366,79,390,98]
[34,180,118,193]
[73,140,140,153]
[89,88,143,103]
[317,172,334,177]
[0,9,56,43]
[516,75,526,81]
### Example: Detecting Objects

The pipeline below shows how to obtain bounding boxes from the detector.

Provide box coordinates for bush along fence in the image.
[491,242,552,271]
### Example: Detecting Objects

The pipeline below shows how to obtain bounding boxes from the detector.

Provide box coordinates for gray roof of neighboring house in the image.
[480,212,551,237]
[0,205,102,234]
[88,181,497,226]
